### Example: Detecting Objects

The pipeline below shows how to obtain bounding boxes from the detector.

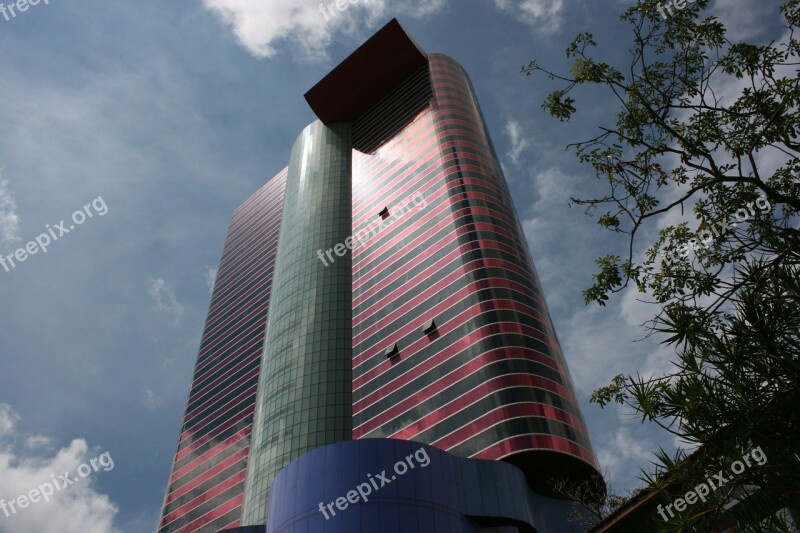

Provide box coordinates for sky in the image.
[0,0,788,532]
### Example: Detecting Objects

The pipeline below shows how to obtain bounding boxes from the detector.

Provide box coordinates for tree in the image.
[524,0,800,529]
[550,468,627,527]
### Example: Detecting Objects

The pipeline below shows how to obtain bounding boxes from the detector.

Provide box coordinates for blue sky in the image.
[0,0,786,531]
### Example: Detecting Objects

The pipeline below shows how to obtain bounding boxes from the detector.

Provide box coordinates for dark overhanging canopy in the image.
[304,18,429,124]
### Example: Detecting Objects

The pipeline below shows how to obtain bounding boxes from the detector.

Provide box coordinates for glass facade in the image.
[159,172,287,533]
[351,54,599,484]
[242,121,354,525]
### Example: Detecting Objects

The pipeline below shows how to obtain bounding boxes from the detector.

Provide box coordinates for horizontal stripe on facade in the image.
[427,401,589,451]
[161,491,244,532]
[222,191,283,251]
[230,169,286,218]
[210,216,281,292]
[189,318,268,389]
[173,426,251,485]
[217,196,283,270]
[210,225,281,310]
[174,406,252,467]
[354,161,524,266]
[358,369,584,444]
[183,377,258,430]
[353,276,553,361]
[181,384,257,437]
[355,245,543,324]
[353,233,545,331]
[420,393,589,451]
[354,323,568,412]
[185,352,260,416]
[203,246,277,328]
[165,446,249,505]
[197,509,242,533]
[161,470,246,526]
[192,321,267,388]
[207,239,279,316]
[353,219,538,312]
[395,396,584,445]
[353,248,552,366]
[352,130,505,214]
[353,188,529,288]
[472,433,599,470]
[446,417,591,463]
[354,256,548,341]
[353,109,508,210]
[351,119,509,220]
[354,352,581,437]
[354,297,562,392]
[163,462,247,520]
[195,301,271,367]
[185,355,260,420]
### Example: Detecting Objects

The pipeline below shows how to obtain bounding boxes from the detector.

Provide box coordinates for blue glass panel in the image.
[497,485,515,518]
[360,504,381,530]
[416,506,436,532]
[433,509,452,532]
[397,504,419,531]
[462,478,483,514]
[379,502,401,533]
[339,503,361,532]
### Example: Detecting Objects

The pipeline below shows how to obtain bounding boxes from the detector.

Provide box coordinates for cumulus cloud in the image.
[147,278,183,323]
[712,0,780,41]
[0,178,21,244]
[493,0,565,32]
[0,404,119,533]
[596,425,657,487]
[202,0,445,59]
[505,120,530,165]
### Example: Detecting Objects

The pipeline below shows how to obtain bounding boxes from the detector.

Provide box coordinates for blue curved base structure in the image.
[227,439,588,533]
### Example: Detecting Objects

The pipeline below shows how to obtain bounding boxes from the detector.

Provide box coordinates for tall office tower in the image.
[158,173,287,533]
[160,19,600,533]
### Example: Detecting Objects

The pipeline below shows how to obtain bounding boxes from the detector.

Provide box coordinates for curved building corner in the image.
[225,440,591,533]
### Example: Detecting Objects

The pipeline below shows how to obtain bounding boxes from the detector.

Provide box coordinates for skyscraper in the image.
[160,19,600,533]
[158,173,287,533]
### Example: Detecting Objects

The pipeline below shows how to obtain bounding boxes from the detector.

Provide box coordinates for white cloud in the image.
[142,389,164,411]
[493,0,565,32]
[0,405,119,533]
[147,278,183,323]
[202,0,445,59]
[205,267,218,294]
[712,0,779,41]
[505,120,530,165]
[0,178,21,244]
[24,436,53,450]
[596,425,657,487]
[0,404,20,438]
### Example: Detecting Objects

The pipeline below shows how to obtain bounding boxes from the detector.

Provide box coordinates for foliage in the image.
[525,0,800,528]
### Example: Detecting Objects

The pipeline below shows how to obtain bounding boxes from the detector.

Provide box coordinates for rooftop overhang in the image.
[304,18,429,124]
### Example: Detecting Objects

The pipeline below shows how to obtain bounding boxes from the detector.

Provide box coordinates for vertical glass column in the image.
[242,120,353,525]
